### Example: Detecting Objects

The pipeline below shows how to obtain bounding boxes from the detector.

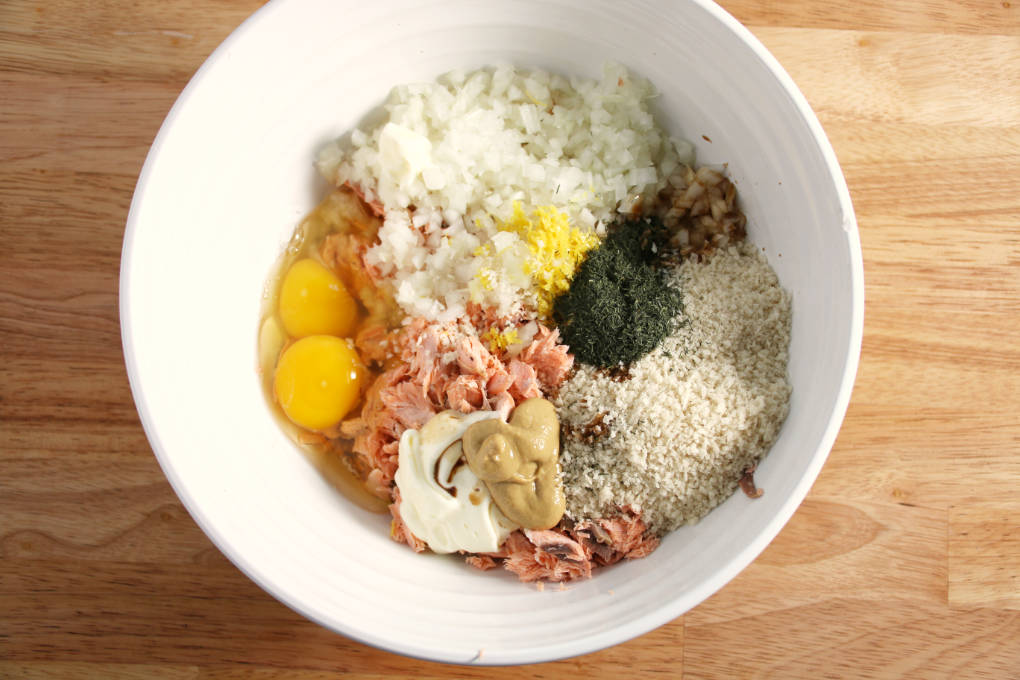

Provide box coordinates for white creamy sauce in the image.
[395,410,517,553]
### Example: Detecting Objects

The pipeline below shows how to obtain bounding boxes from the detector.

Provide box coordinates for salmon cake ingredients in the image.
[259,63,792,584]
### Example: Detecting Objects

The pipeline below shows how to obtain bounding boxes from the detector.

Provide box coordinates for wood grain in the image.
[950,502,1020,610]
[1,0,1018,677]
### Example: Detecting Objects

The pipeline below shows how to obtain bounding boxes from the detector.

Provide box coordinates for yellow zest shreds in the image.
[500,202,601,317]
[482,326,520,353]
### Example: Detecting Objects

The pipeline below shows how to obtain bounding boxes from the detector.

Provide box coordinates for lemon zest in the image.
[476,267,495,291]
[498,202,600,318]
[524,90,545,108]
[482,327,521,353]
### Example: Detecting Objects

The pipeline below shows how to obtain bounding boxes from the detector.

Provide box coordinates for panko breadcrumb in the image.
[555,241,792,535]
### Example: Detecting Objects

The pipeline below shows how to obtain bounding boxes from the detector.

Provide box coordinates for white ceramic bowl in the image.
[121,0,862,665]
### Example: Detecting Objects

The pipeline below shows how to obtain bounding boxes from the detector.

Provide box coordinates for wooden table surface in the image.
[2,0,1019,677]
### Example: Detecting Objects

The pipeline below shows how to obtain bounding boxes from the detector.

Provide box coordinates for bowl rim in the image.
[120,0,864,666]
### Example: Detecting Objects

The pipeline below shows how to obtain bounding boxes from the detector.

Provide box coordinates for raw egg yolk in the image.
[278,258,358,338]
[273,335,364,431]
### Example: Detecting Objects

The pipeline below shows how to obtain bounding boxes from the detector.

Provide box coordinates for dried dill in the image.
[553,218,682,368]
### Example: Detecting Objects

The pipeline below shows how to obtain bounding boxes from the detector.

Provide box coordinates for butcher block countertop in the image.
[2,0,1018,677]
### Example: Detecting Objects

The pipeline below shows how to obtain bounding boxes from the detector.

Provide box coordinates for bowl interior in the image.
[121,0,861,665]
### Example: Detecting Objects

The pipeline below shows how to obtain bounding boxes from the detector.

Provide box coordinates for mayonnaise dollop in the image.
[394,410,516,554]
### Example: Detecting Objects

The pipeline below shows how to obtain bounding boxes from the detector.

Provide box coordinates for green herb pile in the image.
[553,218,682,368]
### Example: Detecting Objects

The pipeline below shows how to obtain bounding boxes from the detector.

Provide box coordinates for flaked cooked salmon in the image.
[348,314,572,501]
[485,509,659,582]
